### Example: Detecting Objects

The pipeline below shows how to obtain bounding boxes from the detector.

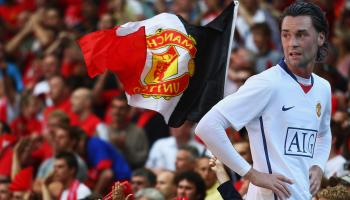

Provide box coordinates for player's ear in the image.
[317,32,325,46]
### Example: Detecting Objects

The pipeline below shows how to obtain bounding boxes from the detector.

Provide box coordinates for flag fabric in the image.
[78,1,238,127]
[9,167,33,191]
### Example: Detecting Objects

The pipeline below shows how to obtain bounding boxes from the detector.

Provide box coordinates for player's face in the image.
[281,16,325,70]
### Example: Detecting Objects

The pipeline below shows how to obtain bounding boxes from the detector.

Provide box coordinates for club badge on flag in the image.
[132,29,196,100]
[78,1,239,127]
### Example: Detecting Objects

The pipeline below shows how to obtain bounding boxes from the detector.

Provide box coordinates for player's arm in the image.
[195,108,293,200]
[309,83,332,196]
[196,74,293,199]
[309,128,331,196]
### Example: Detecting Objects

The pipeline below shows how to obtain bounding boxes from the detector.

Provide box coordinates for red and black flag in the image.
[78,1,238,127]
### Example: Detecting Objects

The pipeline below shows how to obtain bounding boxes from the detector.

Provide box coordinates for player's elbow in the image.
[195,112,214,143]
[194,122,201,135]
[195,117,206,139]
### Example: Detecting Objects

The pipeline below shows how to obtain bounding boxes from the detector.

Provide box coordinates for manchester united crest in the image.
[132,28,196,100]
[316,102,321,117]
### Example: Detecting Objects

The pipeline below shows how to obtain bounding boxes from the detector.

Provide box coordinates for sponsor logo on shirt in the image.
[284,127,317,158]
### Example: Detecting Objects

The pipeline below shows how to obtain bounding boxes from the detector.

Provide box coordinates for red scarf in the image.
[60,180,80,200]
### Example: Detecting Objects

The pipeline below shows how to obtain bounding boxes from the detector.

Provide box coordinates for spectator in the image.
[75,128,131,195]
[70,87,108,140]
[31,7,64,51]
[10,93,42,137]
[31,110,71,164]
[46,110,70,138]
[251,22,282,73]
[313,43,348,93]
[231,140,252,197]
[195,156,223,200]
[200,0,224,25]
[74,0,99,33]
[107,0,145,25]
[131,168,157,194]
[0,44,21,124]
[208,157,242,200]
[324,121,347,178]
[98,13,116,30]
[0,42,23,93]
[0,178,11,200]
[175,145,199,173]
[156,170,176,200]
[171,0,200,23]
[226,67,255,96]
[108,94,149,169]
[60,43,88,84]
[33,54,60,104]
[132,109,170,148]
[233,140,252,165]
[146,121,207,171]
[235,0,280,52]
[52,152,91,200]
[224,47,255,96]
[135,188,165,200]
[43,75,74,123]
[174,171,206,200]
[332,27,350,79]
[36,125,88,182]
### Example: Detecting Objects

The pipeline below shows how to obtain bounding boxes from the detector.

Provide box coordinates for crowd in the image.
[0,0,350,200]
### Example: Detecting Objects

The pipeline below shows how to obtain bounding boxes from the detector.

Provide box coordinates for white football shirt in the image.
[214,60,332,200]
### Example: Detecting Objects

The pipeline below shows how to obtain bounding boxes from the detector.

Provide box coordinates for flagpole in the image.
[223,0,239,97]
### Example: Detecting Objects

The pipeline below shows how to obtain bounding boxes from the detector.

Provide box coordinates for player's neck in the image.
[294,74,311,85]
[287,61,314,79]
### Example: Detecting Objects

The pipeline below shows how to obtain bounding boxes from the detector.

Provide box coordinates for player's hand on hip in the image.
[309,165,323,196]
[244,168,293,200]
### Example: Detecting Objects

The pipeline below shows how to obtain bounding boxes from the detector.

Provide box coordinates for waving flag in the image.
[78,1,239,127]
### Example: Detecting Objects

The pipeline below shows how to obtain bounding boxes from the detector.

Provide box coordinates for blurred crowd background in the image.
[0,0,350,199]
